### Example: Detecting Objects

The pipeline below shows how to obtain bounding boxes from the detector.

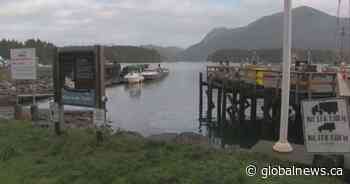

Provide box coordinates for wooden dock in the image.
[199,65,338,148]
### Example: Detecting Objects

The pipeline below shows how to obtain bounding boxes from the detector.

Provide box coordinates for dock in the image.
[198,64,350,168]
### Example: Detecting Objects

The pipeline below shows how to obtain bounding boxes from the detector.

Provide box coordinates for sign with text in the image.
[10,48,37,80]
[302,98,350,153]
[62,88,95,107]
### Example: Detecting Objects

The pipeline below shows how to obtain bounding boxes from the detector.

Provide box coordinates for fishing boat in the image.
[124,72,144,84]
[141,65,169,80]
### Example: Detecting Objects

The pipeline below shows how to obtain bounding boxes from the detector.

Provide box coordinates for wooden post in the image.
[308,73,312,99]
[217,86,223,126]
[199,73,203,121]
[221,85,227,125]
[207,82,213,123]
[295,72,299,104]
[53,47,62,135]
[94,46,105,143]
[230,88,236,125]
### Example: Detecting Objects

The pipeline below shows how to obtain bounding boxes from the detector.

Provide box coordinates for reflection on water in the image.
[124,83,142,99]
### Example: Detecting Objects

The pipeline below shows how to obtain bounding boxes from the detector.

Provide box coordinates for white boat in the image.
[141,66,169,80]
[124,72,144,84]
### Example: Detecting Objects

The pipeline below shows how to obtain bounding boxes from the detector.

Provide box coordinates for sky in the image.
[0,0,347,48]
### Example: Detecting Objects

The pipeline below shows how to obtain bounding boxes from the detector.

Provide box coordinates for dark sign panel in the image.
[62,88,95,107]
[55,46,105,108]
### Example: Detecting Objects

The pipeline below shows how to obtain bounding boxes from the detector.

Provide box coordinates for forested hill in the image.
[0,39,162,64]
[0,39,56,65]
[104,46,161,63]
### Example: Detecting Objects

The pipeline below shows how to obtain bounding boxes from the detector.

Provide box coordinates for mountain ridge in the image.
[179,6,346,61]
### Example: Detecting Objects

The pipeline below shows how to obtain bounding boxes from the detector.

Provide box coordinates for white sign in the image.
[49,102,59,122]
[93,109,105,127]
[10,48,37,80]
[302,98,350,153]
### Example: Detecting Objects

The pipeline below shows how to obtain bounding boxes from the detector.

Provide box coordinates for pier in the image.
[199,65,338,148]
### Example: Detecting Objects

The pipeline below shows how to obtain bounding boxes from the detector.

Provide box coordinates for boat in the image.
[124,72,144,84]
[141,65,169,80]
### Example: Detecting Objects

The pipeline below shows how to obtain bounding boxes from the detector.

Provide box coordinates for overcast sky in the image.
[0,0,346,48]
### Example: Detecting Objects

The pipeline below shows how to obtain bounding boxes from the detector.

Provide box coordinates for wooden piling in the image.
[217,86,223,126]
[221,86,227,125]
[199,73,203,121]
[207,82,213,123]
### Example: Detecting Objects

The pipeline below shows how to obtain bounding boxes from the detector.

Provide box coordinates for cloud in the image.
[0,0,345,48]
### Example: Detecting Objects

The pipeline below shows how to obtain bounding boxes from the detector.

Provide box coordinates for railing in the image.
[206,65,338,95]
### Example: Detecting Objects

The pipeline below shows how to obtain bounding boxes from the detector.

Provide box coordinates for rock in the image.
[147,133,178,143]
[174,132,209,146]
[313,154,344,168]
[116,131,144,139]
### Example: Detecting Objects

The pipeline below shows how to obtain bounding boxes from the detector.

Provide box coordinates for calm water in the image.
[106,62,208,136]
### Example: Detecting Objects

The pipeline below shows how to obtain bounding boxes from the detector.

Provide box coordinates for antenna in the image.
[336,0,346,65]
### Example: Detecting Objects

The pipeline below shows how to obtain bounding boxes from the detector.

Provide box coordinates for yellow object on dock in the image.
[245,65,269,86]
[256,71,264,86]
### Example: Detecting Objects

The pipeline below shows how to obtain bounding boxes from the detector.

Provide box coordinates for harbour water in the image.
[107,62,207,136]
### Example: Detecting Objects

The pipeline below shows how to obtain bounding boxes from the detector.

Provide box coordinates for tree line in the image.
[0,39,162,65]
[0,39,56,65]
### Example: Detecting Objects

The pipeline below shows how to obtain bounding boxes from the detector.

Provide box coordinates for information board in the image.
[302,98,350,153]
[62,88,95,107]
[10,48,37,80]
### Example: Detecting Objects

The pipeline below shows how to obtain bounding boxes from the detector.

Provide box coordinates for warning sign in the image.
[302,98,350,153]
[10,48,37,80]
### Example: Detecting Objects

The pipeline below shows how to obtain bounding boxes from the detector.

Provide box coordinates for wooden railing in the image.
[206,65,338,94]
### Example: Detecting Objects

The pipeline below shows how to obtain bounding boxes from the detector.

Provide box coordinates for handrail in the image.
[206,65,338,89]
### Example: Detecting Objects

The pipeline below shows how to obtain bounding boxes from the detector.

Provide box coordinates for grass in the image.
[0,120,342,184]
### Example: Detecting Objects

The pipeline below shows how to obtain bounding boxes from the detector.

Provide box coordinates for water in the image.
[106,62,208,136]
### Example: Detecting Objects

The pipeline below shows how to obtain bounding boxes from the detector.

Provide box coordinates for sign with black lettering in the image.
[302,98,350,153]
[10,48,37,80]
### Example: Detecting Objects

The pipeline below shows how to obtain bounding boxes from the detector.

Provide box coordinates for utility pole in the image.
[273,0,293,153]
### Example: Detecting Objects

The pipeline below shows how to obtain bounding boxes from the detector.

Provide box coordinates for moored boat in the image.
[124,72,144,84]
[141,65,169,80]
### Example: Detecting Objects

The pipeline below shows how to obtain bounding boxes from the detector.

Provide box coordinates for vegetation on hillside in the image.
[0,39,56,65]
[0,121,341,184]
[104,46,161,63]
[0,39,162,65]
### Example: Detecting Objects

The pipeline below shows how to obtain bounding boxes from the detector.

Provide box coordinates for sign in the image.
[10,48,37,80]
[302,98,350,153]
[93,108,105,127]
[76,58,94,80]
[62,88,95,107]
[49,102,59,122]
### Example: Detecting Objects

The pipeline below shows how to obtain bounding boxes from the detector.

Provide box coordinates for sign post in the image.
[273,0,293,153]
[10,48,37,120]
[54,46,106,136]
